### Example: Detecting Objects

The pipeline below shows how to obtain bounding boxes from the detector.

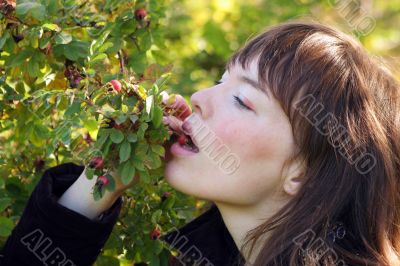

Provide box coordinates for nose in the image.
[190,88,212,119]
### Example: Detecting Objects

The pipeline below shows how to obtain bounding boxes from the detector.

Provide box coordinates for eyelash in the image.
[215,80,252,111]
[233,95,252,111]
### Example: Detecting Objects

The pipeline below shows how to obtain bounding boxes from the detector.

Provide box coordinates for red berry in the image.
[97,175,109,186]
[34,157,45,171]
[134,8,147,21]
[83,133,92,144]
[150,227,161,240]
[109,80,122,93]
[89,157,104,169]
[114,123,124,129]
[177,134,187,145]
[161,192,171,202]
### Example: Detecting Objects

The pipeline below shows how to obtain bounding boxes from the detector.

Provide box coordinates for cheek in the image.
[213,118,284,163]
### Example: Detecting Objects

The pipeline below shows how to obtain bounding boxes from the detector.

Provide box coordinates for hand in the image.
[109,169,140,196]
[160,91,192,136]
[100,92,192,194]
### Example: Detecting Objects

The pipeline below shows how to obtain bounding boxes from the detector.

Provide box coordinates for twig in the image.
[117,50,125,75]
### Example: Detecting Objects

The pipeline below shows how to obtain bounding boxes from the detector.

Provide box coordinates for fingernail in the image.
[162,117,169,125]
[182,121,192,134]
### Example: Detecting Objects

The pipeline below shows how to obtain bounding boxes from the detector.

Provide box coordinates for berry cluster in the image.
[76,77,178,201]
[64,64,83,89]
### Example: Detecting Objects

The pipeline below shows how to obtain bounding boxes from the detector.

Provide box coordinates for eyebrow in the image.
[239,75,270,98]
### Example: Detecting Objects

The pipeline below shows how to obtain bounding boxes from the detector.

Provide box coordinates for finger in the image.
[166,115,184,135]
[160,91,169,105]
[171,95,192,120]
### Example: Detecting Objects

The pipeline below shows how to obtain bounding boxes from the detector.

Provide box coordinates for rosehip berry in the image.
[150,227,161,240]
[34,157,45,171]
[89,157,104,169]
[64,68,71,78]
[97,175,109,186]
[114,123,124,130]
[12,34,24,43]
[161,192,171,202]
[134,8,147,21]
[40,43,52,55]
[109,80,122,93]
[83,133,92,144]
[71,76,83,88]
[178,134,188,145]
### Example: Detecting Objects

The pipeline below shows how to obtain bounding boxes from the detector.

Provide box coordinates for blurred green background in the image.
[161,0,399,96]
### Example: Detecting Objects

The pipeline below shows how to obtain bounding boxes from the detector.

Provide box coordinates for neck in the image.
[214,197,288,264]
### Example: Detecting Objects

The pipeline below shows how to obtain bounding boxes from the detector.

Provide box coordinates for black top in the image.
[0,162,244,266]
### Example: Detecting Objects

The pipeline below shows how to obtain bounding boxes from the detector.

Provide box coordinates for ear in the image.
[282,157,306,196]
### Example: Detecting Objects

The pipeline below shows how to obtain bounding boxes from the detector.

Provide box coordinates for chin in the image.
[164,162,204,198]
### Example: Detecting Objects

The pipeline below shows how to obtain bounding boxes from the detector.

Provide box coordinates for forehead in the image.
[223,56,259,80]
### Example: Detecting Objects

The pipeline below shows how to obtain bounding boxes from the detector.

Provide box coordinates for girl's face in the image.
[165,57,299,206]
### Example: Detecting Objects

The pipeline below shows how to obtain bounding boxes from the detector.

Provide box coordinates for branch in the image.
[117,50,125,75]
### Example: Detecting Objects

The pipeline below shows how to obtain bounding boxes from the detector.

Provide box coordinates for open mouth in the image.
[183,134,199,153]
[171,133,199,153]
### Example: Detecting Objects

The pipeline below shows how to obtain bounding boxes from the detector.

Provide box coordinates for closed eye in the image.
[215,80,252,111]
[233,95,252,111]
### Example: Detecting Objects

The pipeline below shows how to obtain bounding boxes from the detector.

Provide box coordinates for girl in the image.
[1,21,399,266]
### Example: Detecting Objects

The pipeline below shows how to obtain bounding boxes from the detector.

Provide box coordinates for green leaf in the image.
[110,128,124,143]
[129,114,139,124]
[86,68,96,77]
[120,161,136,185]
[95,129,110,148]
[0,198,12,212]
[98,42,114,53]
[16,2,46,21]
[0,32,10,50]
[161,195,176,210]
[96,255,120,266]
[55,32,72,45]
[83,119,98,132]
[127,133,138,143]
[9,49,32,67]
[85,167,95,180]
[39,37,51,49]
[152,105,163,128]
[151,209,162,224]
[61,40,90,61]
[42,23,61,32]
[151,144,165,157]
[102,138,113,157]
[29,124,49,147]
[133,157,146,171]
[0,216,14,237]
[92,30,111,52]
[64,101,81,116]
[138,169,151,184]
[119,140,131,163]
[90,53,107,64]
[115,114,127,124]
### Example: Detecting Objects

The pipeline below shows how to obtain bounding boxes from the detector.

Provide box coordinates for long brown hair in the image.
[226,21,400,265]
